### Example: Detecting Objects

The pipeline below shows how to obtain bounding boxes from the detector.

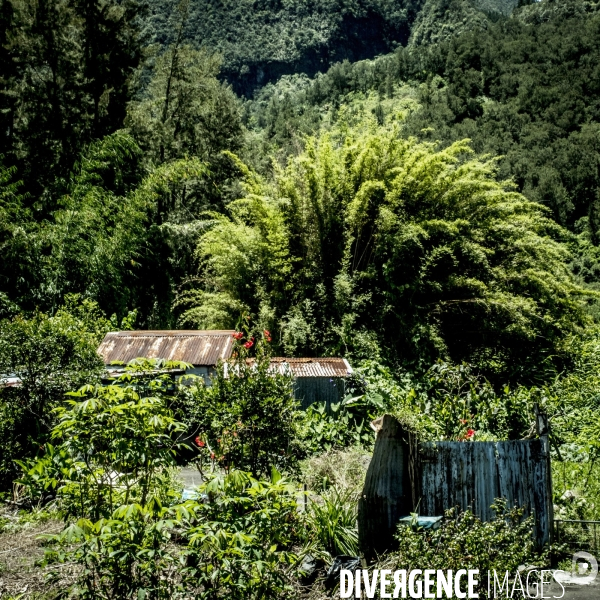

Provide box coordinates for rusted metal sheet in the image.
[246,357,353,409]
[419,438,552,547]
[248,357,353,378]
[358,415,553,558]
[97,330,235,366]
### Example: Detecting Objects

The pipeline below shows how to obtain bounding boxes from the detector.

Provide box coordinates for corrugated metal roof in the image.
[98,330,235,366]
[247,357,353,378]
[0,374,22,388]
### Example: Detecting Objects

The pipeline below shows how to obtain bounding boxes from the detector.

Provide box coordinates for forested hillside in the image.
[144,0,517,95]
[3,0,600,594]
[248,0,600,235]
[0,0,598,360]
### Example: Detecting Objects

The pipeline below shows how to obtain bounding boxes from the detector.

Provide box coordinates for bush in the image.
[294,401,374,455]
[185,469,301,599]
[20,362,306,599]
[377,502,549,597]
[20,365,187,598]
[176,331,297,477]
[0,298,108,492]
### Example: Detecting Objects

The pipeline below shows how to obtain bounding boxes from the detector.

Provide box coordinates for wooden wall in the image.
[358,415,553,559]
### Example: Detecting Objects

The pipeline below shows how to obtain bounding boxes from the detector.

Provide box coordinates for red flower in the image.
[243,338,254,349]
[194,436,205,448]
[210,452,215,459]
[264,330,270,337]
[232,331,244,340]
[466,429,475,438]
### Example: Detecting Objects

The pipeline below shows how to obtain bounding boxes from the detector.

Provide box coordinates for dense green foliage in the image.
[248,0,600,243]
[0,0,144,202]
[176,332,297,477]
[180,117,589,382]
[0,299,107,490]
[18,366,305,598]
[376,503,548,599]
[144,0,427,96]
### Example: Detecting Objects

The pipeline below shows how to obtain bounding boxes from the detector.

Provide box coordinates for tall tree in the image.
[126,44,243,211]
[73,0,145,139]
[178,115,590,383]
[1,0,144,205]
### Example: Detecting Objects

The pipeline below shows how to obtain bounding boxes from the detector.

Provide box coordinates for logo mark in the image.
[554,552,598,586]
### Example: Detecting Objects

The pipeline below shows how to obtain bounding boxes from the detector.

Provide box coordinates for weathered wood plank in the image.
[358,415,553,559]
[358,415,412,559]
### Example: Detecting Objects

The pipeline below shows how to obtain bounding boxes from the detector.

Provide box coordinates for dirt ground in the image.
[0,506,76,600]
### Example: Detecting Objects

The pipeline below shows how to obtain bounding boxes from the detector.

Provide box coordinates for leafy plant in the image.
[176,329,297,477]
[378,501,549,598]
[295,400,374,455]
[0,299,108,492]
[184,468,301,600]
[53,501,187,600]
[305,486,359,560]
[20,364,186,520]
[19,364,188,598]
[300,447,371,495]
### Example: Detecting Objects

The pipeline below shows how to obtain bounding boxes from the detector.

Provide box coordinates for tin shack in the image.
[255,357,354,410]
[97,330,235,384]
[97,331,353,406]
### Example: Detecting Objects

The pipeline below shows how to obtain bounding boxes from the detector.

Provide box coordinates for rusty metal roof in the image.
[0,374,22,388]
[247,357,353,378]
[98,330,235,366]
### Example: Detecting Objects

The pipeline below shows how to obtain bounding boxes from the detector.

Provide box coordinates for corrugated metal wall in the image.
[358,415,554,558]
[418,438,552,547]
[292,377,346,410]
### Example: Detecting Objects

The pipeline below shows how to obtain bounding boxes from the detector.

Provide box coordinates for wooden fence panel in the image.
[419,438,552,547]
[358,415,553,558]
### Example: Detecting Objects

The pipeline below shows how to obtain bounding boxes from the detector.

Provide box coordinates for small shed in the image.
[260,357,353,410]
[97,330,235,383]
[97,331,353,407]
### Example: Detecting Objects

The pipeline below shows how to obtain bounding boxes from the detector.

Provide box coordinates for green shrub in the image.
[184,468,301,599]
[305,486,359,560]
[21,363,306,599]
[377,502,549,598]
[0,298,108,492]
[294,401,371,455]
[19,365,185,520]
[19,365,187,598]
[176,331,297,477]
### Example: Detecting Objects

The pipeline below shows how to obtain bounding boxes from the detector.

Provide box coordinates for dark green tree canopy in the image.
[178,116,590,382]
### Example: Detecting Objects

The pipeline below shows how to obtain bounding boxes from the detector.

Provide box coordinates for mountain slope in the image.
[144,0,424,95]
[408,0,491,46]
[143,0,515,95]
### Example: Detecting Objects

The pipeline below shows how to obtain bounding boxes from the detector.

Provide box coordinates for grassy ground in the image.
[0,505,74,600]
